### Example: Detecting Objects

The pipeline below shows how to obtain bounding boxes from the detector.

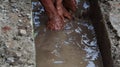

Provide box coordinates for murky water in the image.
[32,0,103,67]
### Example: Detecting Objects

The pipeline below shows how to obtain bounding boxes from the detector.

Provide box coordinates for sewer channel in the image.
[32,0,113,67]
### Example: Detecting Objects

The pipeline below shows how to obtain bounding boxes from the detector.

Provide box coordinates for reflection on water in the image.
[32,0,103,67]
[32,2,44,27]
[83,1,90,9]
[87,61,95,67]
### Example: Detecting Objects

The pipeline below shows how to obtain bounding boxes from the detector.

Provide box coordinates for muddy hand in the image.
[56,0,72,20]
[39,0,64,30]
[63,0,77,12]
[47,15,64,30]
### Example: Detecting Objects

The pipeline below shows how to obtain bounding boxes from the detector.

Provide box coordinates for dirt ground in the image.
[0,0,36,67]
[99,0,120,67]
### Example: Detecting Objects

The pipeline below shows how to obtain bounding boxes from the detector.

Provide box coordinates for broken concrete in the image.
[99,0,120,67]
[0,0,36,67]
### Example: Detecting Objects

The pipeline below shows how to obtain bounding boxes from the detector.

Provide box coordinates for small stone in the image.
[18,19,22,23]
[15,8,19,12]
[19,29,27,35]
[26,13,31,19]
[7,57,14,62]
[16,52,22,57]
[18,14,22,17]
[28,59,34,64]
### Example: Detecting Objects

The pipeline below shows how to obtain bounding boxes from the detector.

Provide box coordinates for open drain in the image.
[32,0,113,67]
[89,0,113,67]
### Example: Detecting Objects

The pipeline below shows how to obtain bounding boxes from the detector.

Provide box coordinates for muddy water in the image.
[32,0,103,67]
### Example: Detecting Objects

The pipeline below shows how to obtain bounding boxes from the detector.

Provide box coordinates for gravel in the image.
[0,0,36,67]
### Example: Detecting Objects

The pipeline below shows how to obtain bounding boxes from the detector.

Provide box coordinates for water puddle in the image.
[32,0,103,67]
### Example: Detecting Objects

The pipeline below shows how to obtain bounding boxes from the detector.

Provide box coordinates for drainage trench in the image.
[32,0,113,67]
[89,0,113,67]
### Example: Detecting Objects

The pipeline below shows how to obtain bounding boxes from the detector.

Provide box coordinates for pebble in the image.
[26,13,31,19]
[19,29,27,35]
[18,19,22,23]
[7,57,14,62]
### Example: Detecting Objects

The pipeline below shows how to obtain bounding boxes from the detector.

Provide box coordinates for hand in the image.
[47,15,64,30]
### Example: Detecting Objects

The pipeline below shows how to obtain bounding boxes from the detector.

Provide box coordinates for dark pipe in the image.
[89,0,113,67]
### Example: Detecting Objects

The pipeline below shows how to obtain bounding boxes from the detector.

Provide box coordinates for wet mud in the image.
[32,0,103,67]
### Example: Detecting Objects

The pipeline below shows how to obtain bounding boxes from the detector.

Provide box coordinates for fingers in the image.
[39,0,77,30]
[39,0,57,18]
[63,0,77,12]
